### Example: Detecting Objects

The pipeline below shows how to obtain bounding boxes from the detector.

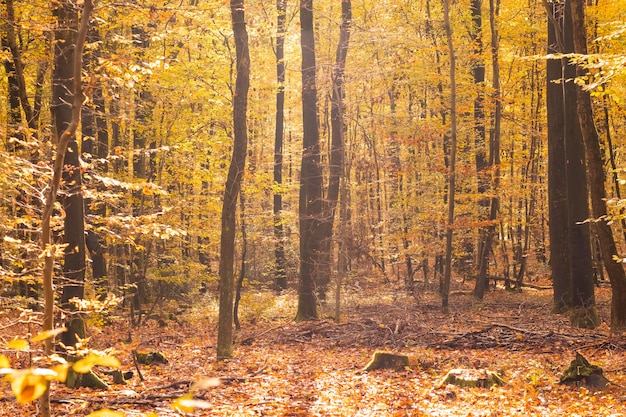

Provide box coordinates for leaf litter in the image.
[1,283,626,416]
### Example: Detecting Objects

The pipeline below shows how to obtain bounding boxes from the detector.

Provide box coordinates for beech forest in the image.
[2,0,626,415]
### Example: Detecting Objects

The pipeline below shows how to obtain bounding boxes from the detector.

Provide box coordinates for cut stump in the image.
[560,353,609,391]
[363,351,410,371]
[440,368,506,388]
[136,351,169,365]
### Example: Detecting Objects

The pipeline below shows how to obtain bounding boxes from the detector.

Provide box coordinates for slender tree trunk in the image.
[129,24,155,326]
[474,0,501,299]
[296,0,323,321]
[570,0,626,331]
[234,191,247,330]
[5,0,36,130]
[217,0,250,359]
[470,0,488,272]
[601,93,626,244]
[320,0,351,304]
[441,0,457,313]
[2,34,23,151]
[273,0,288,291]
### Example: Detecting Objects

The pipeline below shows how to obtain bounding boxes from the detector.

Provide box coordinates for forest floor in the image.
[2,277,626,416]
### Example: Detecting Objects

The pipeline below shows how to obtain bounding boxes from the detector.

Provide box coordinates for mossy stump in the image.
[65,368,109,390]
[363,351,410,371]
[440,368,506,388]
[135,351,169,365]
[560,353,609,391]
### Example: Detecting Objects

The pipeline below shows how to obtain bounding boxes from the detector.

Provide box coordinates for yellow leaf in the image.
[73,354,120,374]
[192,377,220,390]
[0,355,11,368]
[50,364,70,382]
[172,394,212,412]
[7,339,29,351]
[30,327,67,343]
[172,394,195,413]
[7,371,49,404]
[86,409,126,417]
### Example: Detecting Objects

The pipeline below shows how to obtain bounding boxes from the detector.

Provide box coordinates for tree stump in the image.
[560,353,609,391]
[440,368,506,388]
[135,351,169,365]
[363,351,410,371]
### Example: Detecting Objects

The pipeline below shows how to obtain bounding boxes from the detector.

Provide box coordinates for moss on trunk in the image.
[569,306,600,329]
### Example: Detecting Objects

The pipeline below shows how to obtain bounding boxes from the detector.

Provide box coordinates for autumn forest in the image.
[2,0,626,415]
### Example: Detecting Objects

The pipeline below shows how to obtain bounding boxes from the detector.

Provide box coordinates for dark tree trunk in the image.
[297,0,323,321]
[570,0,626,331]
[474,0,501,299]
[547,3,571,311]
[82,25,108,300]
[546,0,597,327]
[53,0,87,349]
[2,34,23,151]
[217,0,250,359]
[273,0,288,291]
[233,192,247,330]
[470,0,489,274]
[4,0,36,131]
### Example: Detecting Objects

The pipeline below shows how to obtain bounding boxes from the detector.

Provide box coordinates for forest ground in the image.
[2,276,626,416]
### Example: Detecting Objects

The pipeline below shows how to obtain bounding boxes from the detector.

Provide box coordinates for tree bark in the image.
[52,0,88,350]
[547,2,571,311]
[4,0,36,130]
[319,0,351,303]
[273,0,287,291]
[569,0,626,331]
[474,0,501,299]
[470,0,489,274]
[296,0,323,321]
[40,0,92,413]
[217,0,250,359]
[546,0,597,327]
[441,0,457,313]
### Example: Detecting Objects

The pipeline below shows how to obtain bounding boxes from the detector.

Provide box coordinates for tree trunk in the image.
[2,34,23,151]
[233,191,247,330]
[569,0,626,331]
[4,0,36,130]
[547,2,571,311]
[296,0,323,321]
[273,0,288,291]
[217,0,250,359]
[52,0,88,351]
[474,0,501,299]
[470,0,488,273]
[319,0,351,304]
[546,0,597,327]
[441,0,457,313]
[329,0,351,320]
[40,0,92,413]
